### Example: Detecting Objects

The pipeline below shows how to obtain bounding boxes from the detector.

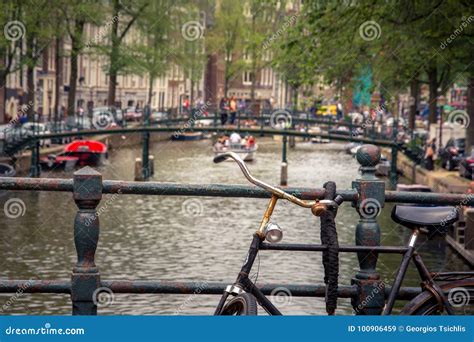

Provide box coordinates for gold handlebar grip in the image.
[213,152,329,210]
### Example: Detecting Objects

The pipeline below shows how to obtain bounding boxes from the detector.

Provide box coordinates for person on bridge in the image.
[220,97,229,125]
[424,138,436,171]
[229,96,237,125]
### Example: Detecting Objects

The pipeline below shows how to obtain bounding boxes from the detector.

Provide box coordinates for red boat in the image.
[64,140,108,166]
[40,154,79,172]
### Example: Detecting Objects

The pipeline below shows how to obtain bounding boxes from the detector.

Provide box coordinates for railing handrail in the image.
[1,175,472,206]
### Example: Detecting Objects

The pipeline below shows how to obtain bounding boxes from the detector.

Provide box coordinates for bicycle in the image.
[212,152,474,315]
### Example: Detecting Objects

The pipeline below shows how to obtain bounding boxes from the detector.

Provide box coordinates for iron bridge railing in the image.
[0,144,472,315]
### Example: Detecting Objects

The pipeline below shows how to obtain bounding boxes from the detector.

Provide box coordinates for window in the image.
[243,71,252,85]
[260,68,273,86]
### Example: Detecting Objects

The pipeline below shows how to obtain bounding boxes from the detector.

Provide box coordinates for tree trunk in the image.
[67,52,78,117]
[54,36,63,121]
[190,80,195,108]
[224,78,229,98]
[408,78,419,131]
[147,74,154,107]
[249,58,256,113]
[67,21,84,118]
[107,0,120,106]
[466,75,474,156]
[26,63,35,120]
[428,67,438,127]
[0,74,6,123]
[108,73,117,107]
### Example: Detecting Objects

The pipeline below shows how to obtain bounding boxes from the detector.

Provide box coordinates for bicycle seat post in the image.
[382,229,419,315]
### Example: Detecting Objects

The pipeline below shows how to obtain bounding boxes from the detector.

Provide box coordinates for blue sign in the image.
[0,316,472,342]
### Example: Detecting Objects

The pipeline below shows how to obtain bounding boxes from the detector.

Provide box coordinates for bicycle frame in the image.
[214,199,465,315]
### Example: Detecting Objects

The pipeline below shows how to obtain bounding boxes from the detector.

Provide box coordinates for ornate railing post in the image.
[351,145,385,315]
[71,167,102,315]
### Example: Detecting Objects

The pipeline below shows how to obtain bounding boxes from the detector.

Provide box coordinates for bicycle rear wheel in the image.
[220,293,258,315]
[401,279,474,315]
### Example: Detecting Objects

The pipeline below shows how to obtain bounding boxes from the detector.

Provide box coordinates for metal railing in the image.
[0,144,472,315]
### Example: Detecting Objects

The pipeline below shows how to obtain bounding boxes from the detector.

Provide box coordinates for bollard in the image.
[280,162,288,186]
[289,136,296,148]
[134,158,143,181]
[149,155,155,176]
[351,145,385,315]
[71,167,102,315]
[29,139,41,178]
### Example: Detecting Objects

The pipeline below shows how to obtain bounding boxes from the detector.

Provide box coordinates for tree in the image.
[272,13,314,112]
[104,0,149,106]
[21,0,54,119]
[206,0,245,97]
[134,0,175,107]
[0,0,26,122]
[244,0,283,111]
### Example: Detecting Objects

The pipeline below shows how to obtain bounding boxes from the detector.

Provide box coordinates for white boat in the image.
[309,126,331,144]
[213,144,258,162]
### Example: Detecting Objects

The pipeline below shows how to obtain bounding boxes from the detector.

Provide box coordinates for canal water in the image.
[0,137,470,315]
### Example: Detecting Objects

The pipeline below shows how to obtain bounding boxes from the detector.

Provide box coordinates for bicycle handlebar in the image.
[213,152,337,209]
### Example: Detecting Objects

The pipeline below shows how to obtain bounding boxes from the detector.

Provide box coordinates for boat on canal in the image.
[63,140,108,166]
[171,132,203,141]
[0,163,15,177]
[213,134,257,162]
[40,154,79,172]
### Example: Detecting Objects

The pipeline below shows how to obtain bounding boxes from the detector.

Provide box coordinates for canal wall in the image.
[7,130,171,176]
[385,148,472,194]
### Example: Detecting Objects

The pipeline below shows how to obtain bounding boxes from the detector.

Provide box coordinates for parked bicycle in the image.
[213,152,474,315]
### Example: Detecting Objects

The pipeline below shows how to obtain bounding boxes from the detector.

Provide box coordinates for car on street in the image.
[92,107,123,126]
[22,122,51,147]
[439,138,466,171]
[150,111,168,123]
[459,152,474,180]
[124,108,142,121]
[47,121,73,144]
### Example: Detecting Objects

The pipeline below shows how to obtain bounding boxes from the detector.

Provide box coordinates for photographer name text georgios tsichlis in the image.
[347,325,466,333]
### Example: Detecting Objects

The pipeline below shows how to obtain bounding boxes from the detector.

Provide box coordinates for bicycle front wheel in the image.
[220,293,258,315]
[401,279,474,315]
